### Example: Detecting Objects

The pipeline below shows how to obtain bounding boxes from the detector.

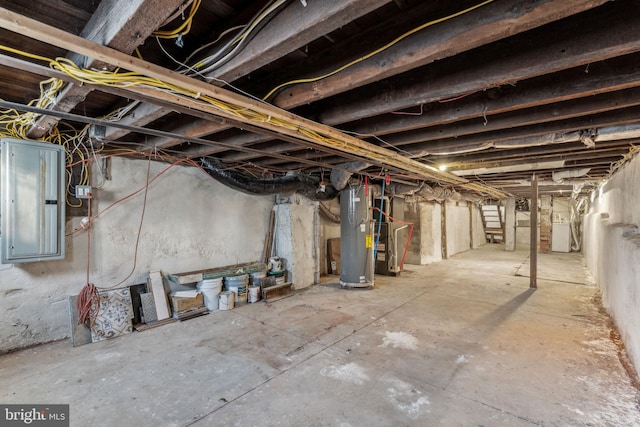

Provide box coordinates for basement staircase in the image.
[481,204,505,243]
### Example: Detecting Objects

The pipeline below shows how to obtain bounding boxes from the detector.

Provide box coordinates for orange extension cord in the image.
[76,193,99,326]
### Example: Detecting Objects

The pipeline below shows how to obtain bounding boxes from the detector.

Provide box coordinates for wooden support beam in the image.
[0,54,421,176]
[346,54,640,137]
[317,1,640,126]
[156,0,610,154]
[403,105,640,157]
[191,24,640,163]
[443,140,635,166]
[210,0,391,84]
[105,103,175,140]
[218,101,640,165]
[27,0,185,138]
[381,87,640,147]
[0,7,497,193]
[272,0,611,110]
[530,174,538,289]
[111,0,391,144]
[247,139,633,174]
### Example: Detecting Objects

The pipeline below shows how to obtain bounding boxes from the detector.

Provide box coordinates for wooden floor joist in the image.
[0,6,511,198]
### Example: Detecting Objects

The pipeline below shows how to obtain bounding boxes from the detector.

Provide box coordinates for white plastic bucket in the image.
[250,271,267,287]
[219,291,235,310]
[247,285,261,303]
[225,275,249,305]
[197,278,223,311]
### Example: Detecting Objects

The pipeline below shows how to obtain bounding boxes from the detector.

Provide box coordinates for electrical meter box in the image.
[0,138,66,263]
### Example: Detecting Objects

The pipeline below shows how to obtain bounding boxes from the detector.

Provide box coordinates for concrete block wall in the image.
[0,158,274,352]
[584,153,640,371]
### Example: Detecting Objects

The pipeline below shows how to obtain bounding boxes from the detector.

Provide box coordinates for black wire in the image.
[188,0,291,75]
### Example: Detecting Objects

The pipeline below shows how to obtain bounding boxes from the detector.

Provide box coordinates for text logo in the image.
[1,405,69,426]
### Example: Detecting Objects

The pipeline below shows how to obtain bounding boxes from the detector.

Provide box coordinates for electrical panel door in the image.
[1,138,66,263]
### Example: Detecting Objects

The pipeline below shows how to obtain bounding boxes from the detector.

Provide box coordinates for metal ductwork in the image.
[200,158,338,200]
[319,202,340,223]
[552,167,591,183]
[330,161,371,191]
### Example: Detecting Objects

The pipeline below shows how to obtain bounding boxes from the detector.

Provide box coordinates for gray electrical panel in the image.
[1,138,66,263]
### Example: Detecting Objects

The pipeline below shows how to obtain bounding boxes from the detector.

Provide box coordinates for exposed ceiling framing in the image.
[0,0,638,199]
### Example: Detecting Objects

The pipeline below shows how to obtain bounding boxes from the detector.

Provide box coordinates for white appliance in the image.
[552,223,571,253]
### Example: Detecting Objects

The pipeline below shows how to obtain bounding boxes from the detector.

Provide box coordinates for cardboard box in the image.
[327,238,341,275]
[170,293,204,312]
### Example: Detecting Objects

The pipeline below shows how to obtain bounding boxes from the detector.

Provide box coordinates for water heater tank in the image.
[340,185,374,288]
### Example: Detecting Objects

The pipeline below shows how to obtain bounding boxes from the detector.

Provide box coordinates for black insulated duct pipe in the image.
[200,158,338,200]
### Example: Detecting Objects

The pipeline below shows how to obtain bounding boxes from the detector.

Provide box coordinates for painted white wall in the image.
[516,211,532,250]
[404,201,442,265]
[0,158,274,352]
[584,154,640,371]
[504,197,516,251]
[446,201,471,257]
[273,197,318,289]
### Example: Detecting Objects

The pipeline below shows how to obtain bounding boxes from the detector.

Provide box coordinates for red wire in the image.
[86,193,91,285]
[66,158,188,237]
[399,224,414,270]
[77,191,99,326]
[101,155,153,290]
[438,91,476,103]
[371,206,415,270]
[77,283,98,326]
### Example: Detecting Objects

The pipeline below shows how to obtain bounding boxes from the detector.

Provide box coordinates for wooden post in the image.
[441,201,448,260]
[530,174,538,288]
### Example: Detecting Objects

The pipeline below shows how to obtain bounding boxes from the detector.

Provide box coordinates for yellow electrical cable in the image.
[153,0,201,39]
[262,0,496,101]
[0,43,472,187]
[191,0,287,71]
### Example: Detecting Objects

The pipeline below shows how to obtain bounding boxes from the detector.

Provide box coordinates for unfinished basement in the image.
[0,0,639,425]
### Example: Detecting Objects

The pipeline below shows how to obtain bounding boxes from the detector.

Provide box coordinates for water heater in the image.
[1,138,66,263]
[340,185,374,288]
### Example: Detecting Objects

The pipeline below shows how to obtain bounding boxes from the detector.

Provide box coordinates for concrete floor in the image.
[1,245,639,426]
